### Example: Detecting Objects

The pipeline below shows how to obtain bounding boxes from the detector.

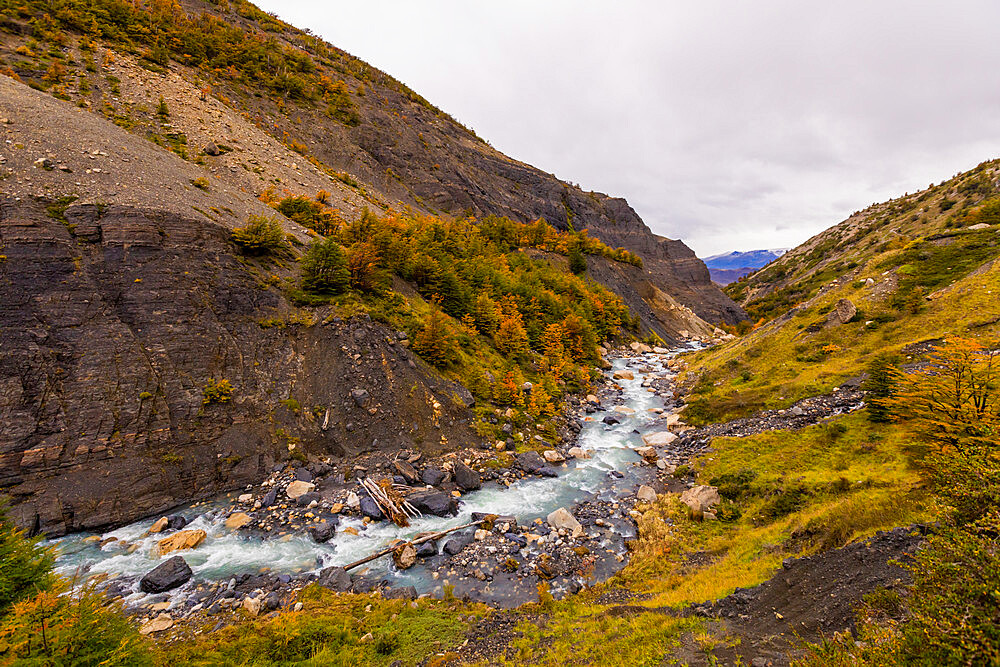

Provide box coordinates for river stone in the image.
[472,512,517,528]
[261,489,277,507]
[641,431,677,447]
[317,566,352,592]
[416,541,437,557]
[165,515,186,531]
[224,512,251,529]
[296,492,321,507]
[243,596,262,616]
[140,556,192,593]
[392,543,417,569]
[293,468,314,483]
[636,446,658,461]
[286,480,315,499]
[547,507,583,538]
[359,495,383,520]
[680,485,721,513]
[346,491,361,509]
[264,592,281,612]
[393,460,419,484]
[157,529,206,556]
[602,415,621,425]
[612,370,634,380]
[516,451,546,473]
[453,462,481,491]
[536,466,559,478]
[637,485,658,503]
[421,466,447,486]
[443,538,467,555]
[568,447,591,459]
[308,521,336,543]
[407,489,458,517]
[139,613,174,635]
[149,517,169,534]
[543,450,565,463]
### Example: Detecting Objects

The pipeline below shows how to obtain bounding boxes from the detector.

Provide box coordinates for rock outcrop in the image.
[0,198,478,535]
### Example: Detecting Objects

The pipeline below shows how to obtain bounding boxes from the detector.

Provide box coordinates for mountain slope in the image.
[683,159,1000,424]
[0,0,744,331]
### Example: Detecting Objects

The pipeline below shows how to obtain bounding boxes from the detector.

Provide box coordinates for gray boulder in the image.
[453,462,481,491]
[421,467,447,486]
[139,556,192,593]
[316,566,352,592]
[516,451,546,473]
[359,495,383,520]
[407,489,458,517]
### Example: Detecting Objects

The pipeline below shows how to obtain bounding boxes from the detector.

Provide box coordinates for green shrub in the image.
[231,216,287,256]
[0,585,151,665]
[0,504,54,618]
[300,238,350,294]
[568,245,586,275]
[202,378,233,405]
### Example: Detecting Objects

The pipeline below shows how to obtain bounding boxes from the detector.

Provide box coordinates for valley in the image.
[0,1,998,666]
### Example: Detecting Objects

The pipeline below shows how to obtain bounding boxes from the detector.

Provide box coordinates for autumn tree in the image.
[494,296,531,360]
[412,304,458,368]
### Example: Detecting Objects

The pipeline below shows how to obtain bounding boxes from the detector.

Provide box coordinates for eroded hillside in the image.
[0,0,744,331]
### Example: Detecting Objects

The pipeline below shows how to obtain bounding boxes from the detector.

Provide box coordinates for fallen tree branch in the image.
[342,520,483,572]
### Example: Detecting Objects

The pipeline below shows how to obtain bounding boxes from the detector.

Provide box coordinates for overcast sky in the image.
[255,1,1000,256]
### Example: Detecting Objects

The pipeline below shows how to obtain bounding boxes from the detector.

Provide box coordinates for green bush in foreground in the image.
[0,505,149,666]
[0,585,151,666]
[0,505,54,618]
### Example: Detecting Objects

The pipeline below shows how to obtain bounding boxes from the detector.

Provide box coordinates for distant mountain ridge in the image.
[702,248,788,284]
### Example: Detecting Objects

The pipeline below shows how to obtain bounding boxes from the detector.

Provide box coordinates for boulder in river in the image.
[407,489,458,517]
[392,543,417,570]
[547,507,583,538]
[416,541,438,557]
[140,555,192,593]
[453,462,481,491]
[224,512,251,530]
[148,517,169,534]
[612,370,635,380]
[359,495,383,520]
[516,451,546,473]
[637,485,658,503]
[157,529,206,556]
[568,447,591,459]
[308,521,336,543]
[167,515,188,531]
[443,538,468,555]
[543,450,565,463]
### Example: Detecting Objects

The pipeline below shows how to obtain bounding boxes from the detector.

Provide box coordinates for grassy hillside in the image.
[684,159,1000,425]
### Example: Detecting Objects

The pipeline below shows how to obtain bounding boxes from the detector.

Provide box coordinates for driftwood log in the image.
[342,519,484,571]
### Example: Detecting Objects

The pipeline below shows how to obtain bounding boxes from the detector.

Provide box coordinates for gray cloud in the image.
[255,0,1000,255]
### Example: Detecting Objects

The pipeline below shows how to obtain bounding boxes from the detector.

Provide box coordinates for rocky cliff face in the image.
[0,198,476,535]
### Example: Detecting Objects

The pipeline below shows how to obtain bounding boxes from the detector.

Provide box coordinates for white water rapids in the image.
[49,347,691,602]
